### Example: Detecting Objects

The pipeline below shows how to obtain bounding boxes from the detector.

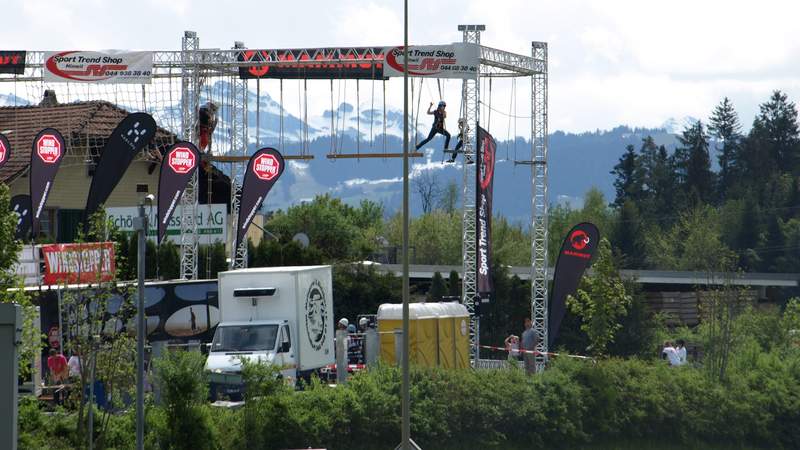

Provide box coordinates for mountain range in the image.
[2,82,687,223]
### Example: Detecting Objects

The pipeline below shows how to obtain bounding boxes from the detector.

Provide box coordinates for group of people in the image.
[337,317,373,365]
[415,100,473,164]
[47,348,81,384]
[661,339,689,366]
[504,318,540,374]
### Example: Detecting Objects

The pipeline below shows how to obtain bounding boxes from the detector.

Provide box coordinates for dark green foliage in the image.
[427,271,447,301]
[448,270,461,298]
[152,350,217,450]
[709,97,743,198]
[674,120,715,206]
[332,263,401,323]
[198,242,228,279]
[157,240,180,280]
[610,144,642,208]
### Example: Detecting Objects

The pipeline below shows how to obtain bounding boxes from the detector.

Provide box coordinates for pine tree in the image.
[428,271,447,301]
[638,137,675,219]
[610,144,643,208]
[613,200,646,268]
[674,121,715,205]
[708,97,742,199]
[753,91,800,172]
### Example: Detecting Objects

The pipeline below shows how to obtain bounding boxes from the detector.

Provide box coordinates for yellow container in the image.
[377,302,469,369]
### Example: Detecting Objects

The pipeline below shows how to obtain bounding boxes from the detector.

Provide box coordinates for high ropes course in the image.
[0,25,549,369]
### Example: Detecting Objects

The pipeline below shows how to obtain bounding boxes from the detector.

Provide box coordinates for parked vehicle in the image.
[205,266,334,399]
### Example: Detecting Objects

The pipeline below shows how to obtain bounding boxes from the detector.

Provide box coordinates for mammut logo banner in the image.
[0,51,26,74]
[475,126,497,301]
[9,194,32,240]
[549,222,600,347]
[236,148,285,249]
[84,113,157,231]
[305,280,328,351]
[30,128,66,235]
[384,43,479,79]
[237,47,385,80]
[44,51,153,84]
[0,133,10,169]
[157,142,200,243]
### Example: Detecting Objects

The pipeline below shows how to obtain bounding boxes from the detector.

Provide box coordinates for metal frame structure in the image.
[3,31,549,363]
[229,41,249,269]
[179,31,201,280]
[458,24,483,364]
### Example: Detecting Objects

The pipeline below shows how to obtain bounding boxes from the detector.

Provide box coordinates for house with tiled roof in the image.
[1,95,230,242]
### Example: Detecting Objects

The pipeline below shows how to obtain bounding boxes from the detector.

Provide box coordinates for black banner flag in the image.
[0,133,10,169]
[236,148,285,249]
[30,128,66,236]
[476,126,497,301]
[549,222,600,347]
[84,113,156,229]
[0,51,26,74]
[9,194,32,240]
[157,142,200,243]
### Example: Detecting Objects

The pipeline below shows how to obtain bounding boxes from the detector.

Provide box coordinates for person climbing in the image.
[416,100,450,152]
[447,118,473,164]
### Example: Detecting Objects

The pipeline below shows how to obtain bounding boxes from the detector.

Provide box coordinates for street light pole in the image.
[133,200,149,450]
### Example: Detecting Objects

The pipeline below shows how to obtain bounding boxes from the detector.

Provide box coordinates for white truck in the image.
[205,266,335,399]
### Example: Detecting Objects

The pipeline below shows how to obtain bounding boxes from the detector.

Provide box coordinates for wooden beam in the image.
[211,154,314,162]
[326,152,424,159]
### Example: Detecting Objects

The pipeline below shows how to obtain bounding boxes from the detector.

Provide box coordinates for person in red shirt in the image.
[47,349,68,383]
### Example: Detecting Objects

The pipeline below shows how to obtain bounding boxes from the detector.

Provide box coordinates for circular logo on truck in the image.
[305,280,328,351]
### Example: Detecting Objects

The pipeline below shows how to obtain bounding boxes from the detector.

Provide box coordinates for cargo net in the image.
[0,72,182,179]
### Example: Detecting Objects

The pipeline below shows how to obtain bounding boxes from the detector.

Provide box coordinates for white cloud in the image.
[1,0,799,132]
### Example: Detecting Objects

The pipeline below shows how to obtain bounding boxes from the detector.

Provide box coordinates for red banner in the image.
[41,242,115,285]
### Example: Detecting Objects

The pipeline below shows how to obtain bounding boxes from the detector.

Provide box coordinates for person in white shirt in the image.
[504,334,520,361]
[661,341,681,367]
[67,352,82,378]
[675,339,688,366]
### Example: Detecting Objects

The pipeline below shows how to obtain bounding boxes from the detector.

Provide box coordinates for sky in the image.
[3,0,800,133]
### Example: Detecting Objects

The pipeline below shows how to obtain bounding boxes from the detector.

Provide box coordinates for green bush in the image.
[152,350,217,450]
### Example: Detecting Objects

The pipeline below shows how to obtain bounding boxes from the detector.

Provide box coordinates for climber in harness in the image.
[445,118,473,164]
[416,100,451,152]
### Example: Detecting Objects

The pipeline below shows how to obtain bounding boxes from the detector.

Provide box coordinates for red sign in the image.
[36,134,62,164]
[0,138,7,165]
[41,242,115,285]
[167,146,196,174]
[238,47,385,80]
[253,154,280,181]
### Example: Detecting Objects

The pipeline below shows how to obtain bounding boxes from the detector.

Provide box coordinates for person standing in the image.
[415,101,451,152]
[504,334,520,362]
[67,351,82,379]
[47,349,68,383]
[521,318,539,374]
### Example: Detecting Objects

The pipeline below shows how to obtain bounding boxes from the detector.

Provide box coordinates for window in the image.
[37,208,57,240]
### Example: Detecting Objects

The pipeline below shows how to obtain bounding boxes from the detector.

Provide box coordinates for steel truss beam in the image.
[179,31,200,280]
[229,42,249,270]
[530,42,549,372]
[459,24,482,367]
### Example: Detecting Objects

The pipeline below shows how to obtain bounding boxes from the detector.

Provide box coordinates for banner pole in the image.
[401,0,411,448]
[135,202,147,450]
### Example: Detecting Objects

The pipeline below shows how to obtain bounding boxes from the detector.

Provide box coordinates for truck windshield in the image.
[210,324,278,352]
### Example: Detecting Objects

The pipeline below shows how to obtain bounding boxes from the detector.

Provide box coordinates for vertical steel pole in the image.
[401,0,410,448]
[136,203,147,450]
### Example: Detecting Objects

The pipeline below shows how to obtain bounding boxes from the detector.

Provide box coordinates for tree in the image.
[567,238,632,356]
[708,97,743,199]
[438,180,459,214]
[639,138,675,219]
[610,144,642,208]
[412,170,441,214]
[0,185,40,380]
[448,270,461,298]
[428,271,447,301]
[645,205,737,271]
[612,200,646,268]
[674,120,715,205]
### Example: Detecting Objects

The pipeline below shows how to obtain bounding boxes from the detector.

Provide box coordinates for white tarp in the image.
[43,51,152,84]
[10,244,41,286]
[383,43,479,79]
[106,204,227,245]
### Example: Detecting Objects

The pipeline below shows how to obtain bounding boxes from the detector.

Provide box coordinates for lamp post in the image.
[133,193,153,450]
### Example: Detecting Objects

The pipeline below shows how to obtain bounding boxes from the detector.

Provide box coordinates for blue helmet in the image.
[438,100,446,108]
